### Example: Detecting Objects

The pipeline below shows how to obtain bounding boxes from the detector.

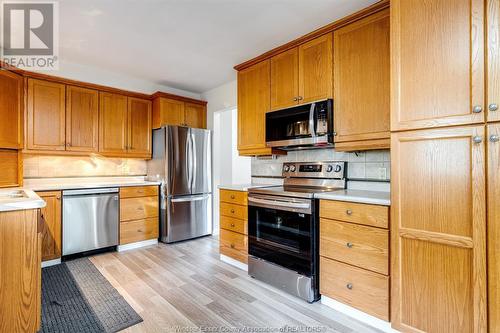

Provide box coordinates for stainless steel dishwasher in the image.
[62,188,119,256]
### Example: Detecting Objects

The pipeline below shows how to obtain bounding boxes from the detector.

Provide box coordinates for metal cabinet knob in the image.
[489,103,499,111]
[346,242,353,248]
[346,209,353,215]
[230,195,235,199]
[473,136,483,144]
[230,243,235,249]
[230,209,235,213]
[230,223,235,227]
[346,283,353,290]
[490,135,500,143]
[293,97,298,101]
[297,96,303,101]
[473,105,483,113]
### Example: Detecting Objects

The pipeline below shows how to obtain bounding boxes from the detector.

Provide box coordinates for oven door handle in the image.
[309,102,316,137]
[248,197,310,210]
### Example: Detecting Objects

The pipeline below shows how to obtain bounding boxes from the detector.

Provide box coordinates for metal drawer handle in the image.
[346,283,353,290]
[248,197,310,210]
[137,190,144,194]
[138,229,143,232]
[137,207,144,211]
[346,209,353,215]
[346,242,353,248]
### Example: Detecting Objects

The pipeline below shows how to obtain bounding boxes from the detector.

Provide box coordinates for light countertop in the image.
[23,177,161,192]
[218,183,278,192]
[315,189,390,206]
[0,189,46,212]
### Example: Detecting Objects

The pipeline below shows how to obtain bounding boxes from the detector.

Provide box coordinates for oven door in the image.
[248,194,315,276]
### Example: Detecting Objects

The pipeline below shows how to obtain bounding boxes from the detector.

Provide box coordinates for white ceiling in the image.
[59,0,379,93]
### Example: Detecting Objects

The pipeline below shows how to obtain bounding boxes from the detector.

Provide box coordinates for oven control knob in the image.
[283,165,290,172]
[334,164,342,173]
[326,165,334,172]
[290,165,296,172]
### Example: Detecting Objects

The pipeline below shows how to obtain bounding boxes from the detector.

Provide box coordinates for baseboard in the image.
[41,258,61,268]
[117,239,158,252]
[321,295,399,333]
[220,254,248,271]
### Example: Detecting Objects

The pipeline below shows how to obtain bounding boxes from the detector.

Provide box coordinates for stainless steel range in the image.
[247,161,347,303]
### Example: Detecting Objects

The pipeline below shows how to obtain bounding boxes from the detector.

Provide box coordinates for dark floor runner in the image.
[40,258,142,333]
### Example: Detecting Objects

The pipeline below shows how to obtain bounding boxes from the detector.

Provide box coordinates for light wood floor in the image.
[90,236,381,333]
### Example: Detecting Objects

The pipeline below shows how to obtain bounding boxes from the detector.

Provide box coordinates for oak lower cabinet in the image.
[119,186,159,245]
[219,189,248,263]
[36,191,62,261]
[391,0,485,131]
[319,200,390,321]
[0,70,23,149]
[333,9,390,151]
[391,126,487,332]
[488,123,500,332]
[152,95,207,129]
[0,208,41,333]
[237,60,275,156]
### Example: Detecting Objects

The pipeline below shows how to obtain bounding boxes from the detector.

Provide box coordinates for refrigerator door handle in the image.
[171,194,210,203]
[186,130,193,191]
[191,132,197,193]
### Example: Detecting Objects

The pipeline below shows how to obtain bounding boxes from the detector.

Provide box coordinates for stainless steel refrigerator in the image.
[147,126,212,243]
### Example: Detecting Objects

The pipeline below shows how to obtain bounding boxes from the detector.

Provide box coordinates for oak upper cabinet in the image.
[237,60,274,156]
[184,102,207,128]
[270,34,332,111]
[334,10,390,151]
[271,48,299,110]
[37,191,61,261]
[127,97,152,157]
[391,126,487,332]
[99,92,128,155]
[65,86,99,152]
[27,78,66,150]
[488,123,500,332]
[391,0,485,131]
[152,97,185,128]
[298,33,333,104]
[488,0,500,122]
[0,70,23,149]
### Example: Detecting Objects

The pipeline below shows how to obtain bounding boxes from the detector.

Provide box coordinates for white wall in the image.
[201,80,237,129]
[37,60,201,99]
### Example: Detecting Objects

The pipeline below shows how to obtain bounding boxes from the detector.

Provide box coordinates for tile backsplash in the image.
[251,149,390,181]
[23,154,147,178]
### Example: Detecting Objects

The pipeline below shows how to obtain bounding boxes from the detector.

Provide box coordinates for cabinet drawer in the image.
[320,219,388,275]
[120,218,158,245]
[220,202,247,220]
[220,215,247,235]
[220,229,248,264]
[320,257,389,321]
[120,197,159,221]
[320,200,388,228]
[120,186,158,198]
[220,189,247,205]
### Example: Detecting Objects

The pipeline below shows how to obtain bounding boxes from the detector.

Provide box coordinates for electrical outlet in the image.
[378,167,387,180]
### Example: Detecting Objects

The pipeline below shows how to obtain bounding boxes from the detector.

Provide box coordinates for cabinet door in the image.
[298,33,332,103]
[334,10,390,150]
[0,70,22,149]
[99,92,128,154]
[391,126,487,332]
[152,97,185,128]
[391,0,485,131]
[488,123,500,332]
[127,97,152,156]
[37,191,61,261]
[65,86,99,152]
[488,0,500,122]
[27,79,66,150]
[184,102,206,128]
[238,60,273,156]
[270,48,298,111]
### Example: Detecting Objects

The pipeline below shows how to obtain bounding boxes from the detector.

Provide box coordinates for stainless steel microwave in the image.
[265,99,333,150]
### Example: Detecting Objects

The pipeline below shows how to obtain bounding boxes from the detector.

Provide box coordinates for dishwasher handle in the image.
[63,188,119,196]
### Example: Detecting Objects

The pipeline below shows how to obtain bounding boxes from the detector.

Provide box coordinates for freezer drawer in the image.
[62,188,119,256]
[161,193,212,243]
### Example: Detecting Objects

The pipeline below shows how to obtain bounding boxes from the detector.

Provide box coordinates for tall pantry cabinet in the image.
[391,0,498,332]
